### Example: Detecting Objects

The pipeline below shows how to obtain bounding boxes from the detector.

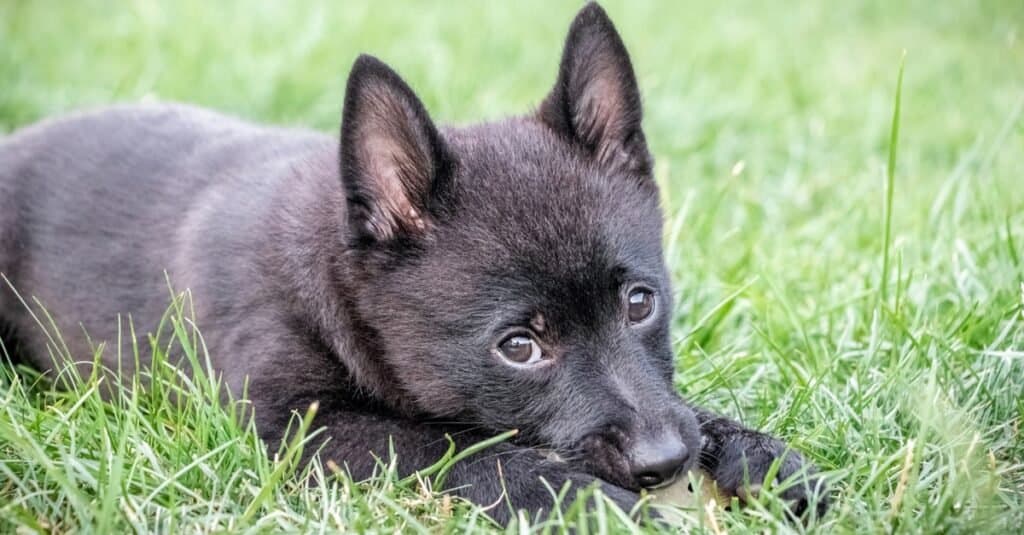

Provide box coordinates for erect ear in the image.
[340,54,454,247]
[538,2,651,175]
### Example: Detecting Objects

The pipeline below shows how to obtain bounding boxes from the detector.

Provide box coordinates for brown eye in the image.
[497,333,543,365]
[627,288,655,323]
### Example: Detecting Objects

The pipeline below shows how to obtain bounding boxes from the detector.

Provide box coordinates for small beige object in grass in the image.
[648,469,728,509]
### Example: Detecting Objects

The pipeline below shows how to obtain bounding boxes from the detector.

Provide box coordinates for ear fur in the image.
[538,2,651,175]
[339,54,453,246]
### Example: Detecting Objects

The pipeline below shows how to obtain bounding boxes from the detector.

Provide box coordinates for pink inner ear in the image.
[361,133,428,240]
[574,73,628,164]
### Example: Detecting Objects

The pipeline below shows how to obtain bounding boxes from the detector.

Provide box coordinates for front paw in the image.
[704,432,829,519]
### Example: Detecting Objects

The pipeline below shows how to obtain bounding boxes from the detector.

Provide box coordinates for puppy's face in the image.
[341,4,698,491]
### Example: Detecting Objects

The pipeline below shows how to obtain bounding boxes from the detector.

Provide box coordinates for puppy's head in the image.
[339,3,699,491]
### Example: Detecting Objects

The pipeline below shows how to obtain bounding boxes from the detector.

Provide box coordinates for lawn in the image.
[2,0,1023,533]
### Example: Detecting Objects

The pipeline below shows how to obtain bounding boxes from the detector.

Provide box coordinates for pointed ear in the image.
[538,2,651,175]
[340,54,453,246]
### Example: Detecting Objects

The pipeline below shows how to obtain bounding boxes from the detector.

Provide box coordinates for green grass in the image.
[2,0,1023,532]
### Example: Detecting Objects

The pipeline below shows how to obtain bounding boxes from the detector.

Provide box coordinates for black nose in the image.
[630,436,690,488]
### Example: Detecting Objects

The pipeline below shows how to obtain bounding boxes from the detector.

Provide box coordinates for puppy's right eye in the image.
[497,333,544,365]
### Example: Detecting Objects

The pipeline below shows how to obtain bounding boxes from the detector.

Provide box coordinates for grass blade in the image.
[880,51,906,304]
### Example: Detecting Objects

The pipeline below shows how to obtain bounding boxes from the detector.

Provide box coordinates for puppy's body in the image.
[0,104,332,381]
[1,4,826,524]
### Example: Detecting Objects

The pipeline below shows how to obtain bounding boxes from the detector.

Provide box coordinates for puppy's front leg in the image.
[322,413,639,524]
[693,407,829,518]
[254,399,638,526]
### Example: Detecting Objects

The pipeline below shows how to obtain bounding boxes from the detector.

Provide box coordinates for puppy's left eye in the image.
[626,288,655,323]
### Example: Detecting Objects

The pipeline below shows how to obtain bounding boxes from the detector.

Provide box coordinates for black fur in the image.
[0,2,827,525]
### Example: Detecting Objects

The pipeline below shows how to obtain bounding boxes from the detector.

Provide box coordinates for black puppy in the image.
[0,2,826,525]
